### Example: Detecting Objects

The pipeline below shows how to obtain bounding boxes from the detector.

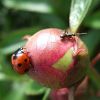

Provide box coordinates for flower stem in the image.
[87,53,100,89]
[68,86,75,100]
[91,53,100,67]
[42,88,51,100]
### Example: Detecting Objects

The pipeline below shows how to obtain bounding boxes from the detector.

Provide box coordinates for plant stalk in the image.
[68,86,75,100]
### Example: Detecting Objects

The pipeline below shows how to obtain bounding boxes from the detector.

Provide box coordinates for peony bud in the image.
[24,28,89,88]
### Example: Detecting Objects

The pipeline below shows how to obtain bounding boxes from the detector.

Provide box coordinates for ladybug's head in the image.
[11,48,30,74]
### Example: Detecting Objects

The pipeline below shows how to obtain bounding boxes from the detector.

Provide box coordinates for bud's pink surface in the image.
[25,28,89,89]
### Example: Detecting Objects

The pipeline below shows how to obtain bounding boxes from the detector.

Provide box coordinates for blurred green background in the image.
[0,0,100,100]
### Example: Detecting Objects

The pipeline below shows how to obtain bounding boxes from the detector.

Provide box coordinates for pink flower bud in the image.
[24,28,89,89]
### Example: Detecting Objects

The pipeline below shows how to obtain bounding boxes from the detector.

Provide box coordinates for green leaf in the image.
[4,82,26,100]
[0,72,8,80]
[25,80,46,95]
[0,26,40,47]
[81,30,100,57]
[0,26,40,55]
[0,79,46,100]
[87,66,100,89]
[84,11,100,29]
[88,96,100,100]
[0,41,25,55]
[2,0,52,13]
[69,0,92,32]
[0,81,12,100]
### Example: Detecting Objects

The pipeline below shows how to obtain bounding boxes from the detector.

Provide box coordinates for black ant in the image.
[60,29,86,39]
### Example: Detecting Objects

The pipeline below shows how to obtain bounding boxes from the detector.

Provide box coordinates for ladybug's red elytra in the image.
[11,48,30,74]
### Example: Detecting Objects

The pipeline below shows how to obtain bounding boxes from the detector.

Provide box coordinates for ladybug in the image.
[11,48,30,74]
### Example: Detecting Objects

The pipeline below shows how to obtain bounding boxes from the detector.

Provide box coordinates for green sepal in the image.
[53,49,73,71]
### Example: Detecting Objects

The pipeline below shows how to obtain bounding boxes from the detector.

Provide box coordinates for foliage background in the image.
[0,0,100,100]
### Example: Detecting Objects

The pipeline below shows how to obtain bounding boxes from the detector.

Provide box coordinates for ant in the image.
[60,29,86,39]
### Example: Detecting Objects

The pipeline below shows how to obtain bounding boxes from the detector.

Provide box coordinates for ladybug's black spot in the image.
[18,63,22,67]
[24,59,27,62]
